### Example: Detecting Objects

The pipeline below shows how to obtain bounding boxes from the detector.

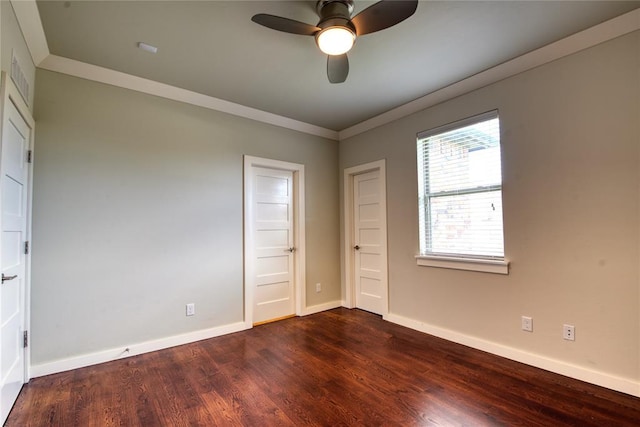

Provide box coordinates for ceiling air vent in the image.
[11,51,30,106]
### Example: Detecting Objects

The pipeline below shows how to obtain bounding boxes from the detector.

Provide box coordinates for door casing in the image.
[244,156,305,327]
[343,159,388,315]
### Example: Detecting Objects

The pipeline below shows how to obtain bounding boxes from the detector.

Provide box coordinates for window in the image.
[416,111,507,273]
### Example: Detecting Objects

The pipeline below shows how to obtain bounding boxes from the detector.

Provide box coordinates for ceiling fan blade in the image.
[251,14,320,36]
[351,0,418,36]
[327,54,349,84]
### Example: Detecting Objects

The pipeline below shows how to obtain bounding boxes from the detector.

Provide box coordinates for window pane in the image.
[425,119,501,194]
[429,191,504,257]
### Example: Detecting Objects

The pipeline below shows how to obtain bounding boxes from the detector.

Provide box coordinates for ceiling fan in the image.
[251,0,418,83]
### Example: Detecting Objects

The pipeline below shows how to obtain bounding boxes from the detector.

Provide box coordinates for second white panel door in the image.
[252,167,295,324]
[353,170,385,315]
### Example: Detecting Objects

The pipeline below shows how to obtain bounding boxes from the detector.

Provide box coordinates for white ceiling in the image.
[34,1,640,132]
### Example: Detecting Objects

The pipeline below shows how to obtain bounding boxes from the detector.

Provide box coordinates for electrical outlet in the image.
[563,324,575,341]
[315,283,321,293]
[186,303,195,316]
[521,316,533,332]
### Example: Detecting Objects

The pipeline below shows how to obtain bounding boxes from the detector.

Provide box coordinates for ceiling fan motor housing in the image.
[316,0,356,31]
[316,0,355,18]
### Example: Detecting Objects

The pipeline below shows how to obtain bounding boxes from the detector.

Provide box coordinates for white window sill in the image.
[416,254,509,275]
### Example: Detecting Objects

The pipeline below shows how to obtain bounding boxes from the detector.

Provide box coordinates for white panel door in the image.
[353,170,385,315]
[252,167,295,324]
[0,98,29,423]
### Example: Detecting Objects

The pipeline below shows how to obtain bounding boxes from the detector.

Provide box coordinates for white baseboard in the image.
[33,309,638,398]
[30,321,249,378]
[384,313,640,398]
[31,301,344,378]
[302,300,342,316]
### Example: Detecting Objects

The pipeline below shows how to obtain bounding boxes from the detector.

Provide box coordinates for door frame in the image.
[0,71,34,383]
[243,156,305,328]
[343,159,388,315]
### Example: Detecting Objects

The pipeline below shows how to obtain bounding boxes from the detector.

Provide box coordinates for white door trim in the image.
[243,156,305,328]
[343,160,388,315]
[0,71,34,383]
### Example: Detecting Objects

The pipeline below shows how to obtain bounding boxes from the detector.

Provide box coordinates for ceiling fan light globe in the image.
[316,26,355,55]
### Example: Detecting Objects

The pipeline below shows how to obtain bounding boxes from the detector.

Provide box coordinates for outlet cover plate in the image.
[563,324,575,341]
[186,303,195,316]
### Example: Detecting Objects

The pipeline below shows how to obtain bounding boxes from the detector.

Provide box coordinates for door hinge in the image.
[26,150,32,164]
[24,241,29,255]
[23,331,28,348]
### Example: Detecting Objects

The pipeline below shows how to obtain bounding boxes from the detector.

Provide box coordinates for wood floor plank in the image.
[6,308,640,426]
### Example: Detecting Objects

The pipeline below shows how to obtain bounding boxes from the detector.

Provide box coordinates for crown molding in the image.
[338,8,640,140]
[10,0,49,65]
[38,55,339,140]
[11,1,639,142]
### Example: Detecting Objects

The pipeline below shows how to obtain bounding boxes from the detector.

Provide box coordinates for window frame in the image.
[415,110,509,274]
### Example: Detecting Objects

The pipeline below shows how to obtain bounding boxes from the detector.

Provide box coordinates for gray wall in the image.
[340,32,639,381]
[32,70,340,365]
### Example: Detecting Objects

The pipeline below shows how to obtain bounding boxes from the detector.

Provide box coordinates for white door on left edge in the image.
[252,168,295,324]
[0,98,30,423]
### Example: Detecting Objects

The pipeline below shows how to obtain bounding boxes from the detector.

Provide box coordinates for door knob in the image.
[1,274,17,284]
[354,245,360,250]
[285,247,296,253]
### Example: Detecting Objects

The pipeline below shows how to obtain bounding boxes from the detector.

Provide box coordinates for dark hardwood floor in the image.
[7,308,640,426]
